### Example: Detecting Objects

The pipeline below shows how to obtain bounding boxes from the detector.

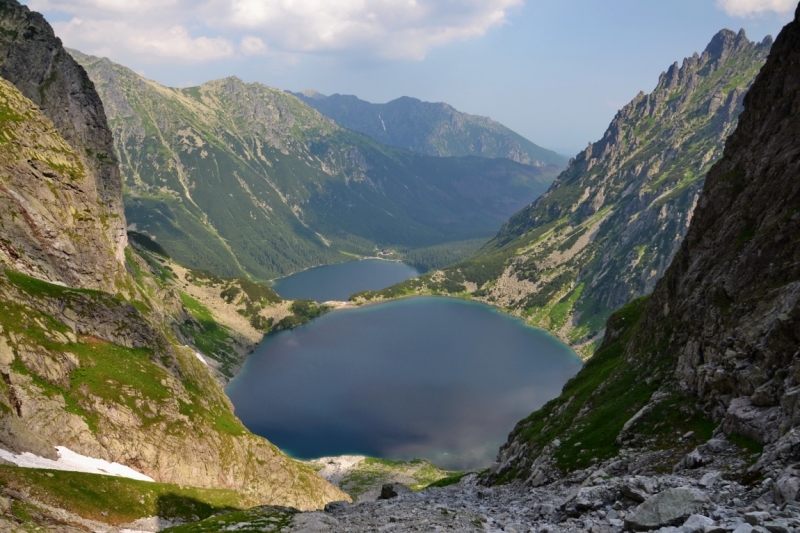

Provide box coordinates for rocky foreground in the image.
[312,473,797,533]
[156,432,799,533]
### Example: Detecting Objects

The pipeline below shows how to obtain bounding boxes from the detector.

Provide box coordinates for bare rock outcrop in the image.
[0,0,126,292]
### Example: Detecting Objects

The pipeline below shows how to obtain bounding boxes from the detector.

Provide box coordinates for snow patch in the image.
[0,446,154,482]
[183,344,208,365]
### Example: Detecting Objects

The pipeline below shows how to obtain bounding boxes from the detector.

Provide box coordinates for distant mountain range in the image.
[71,50,561,281]
[353,29,772,357]
[293,91,568,168]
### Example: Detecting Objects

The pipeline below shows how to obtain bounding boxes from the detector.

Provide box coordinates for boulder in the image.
[703,439,729,453]
[773,467,800,505]
[378,483,412,500]
[682,514,714,533]
[761,520,793,533]
[698,472,722,488]
[744,511,771,526]
[721,398,781,445]
[622,477,656,503]
[624,487,710,530]
[323,501,350,513]
[677,449,709,470]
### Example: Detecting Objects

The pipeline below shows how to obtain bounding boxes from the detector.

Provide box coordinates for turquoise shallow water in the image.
[227,296,582,470]
[270,259,419,302]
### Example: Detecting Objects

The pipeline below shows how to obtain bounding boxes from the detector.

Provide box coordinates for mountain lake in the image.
[227,295,583,470]
[270,258,420,302]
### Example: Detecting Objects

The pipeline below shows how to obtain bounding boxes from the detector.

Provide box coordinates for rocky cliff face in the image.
[489,10,800,489]
[634,5,800,473]
[293,92,568,167]
[0,0,126,292]
[485,28,770,354]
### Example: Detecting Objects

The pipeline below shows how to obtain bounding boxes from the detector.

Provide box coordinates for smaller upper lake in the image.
[270,259,419,302]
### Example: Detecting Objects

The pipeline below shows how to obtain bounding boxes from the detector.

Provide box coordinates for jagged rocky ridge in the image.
[491,4,800,499]
[0,0,346,511]
[354,30,771,358]
[293,91,568,167]
[0,0,126,292]
[71,51,559,281]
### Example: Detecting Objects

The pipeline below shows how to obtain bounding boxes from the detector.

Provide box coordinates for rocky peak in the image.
[0,0,126,291]
[704,28,748,61]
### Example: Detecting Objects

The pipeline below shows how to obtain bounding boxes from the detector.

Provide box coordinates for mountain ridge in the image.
[292,90,568,167]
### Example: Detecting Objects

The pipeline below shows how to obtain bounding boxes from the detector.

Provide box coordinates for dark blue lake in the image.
[270,259,419,302]
[227,296,582,470]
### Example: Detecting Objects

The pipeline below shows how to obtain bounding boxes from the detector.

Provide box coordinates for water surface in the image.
[271,259,419,302]
[227,297,582,470]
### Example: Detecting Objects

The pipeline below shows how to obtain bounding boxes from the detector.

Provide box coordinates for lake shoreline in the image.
[228,296,584,470]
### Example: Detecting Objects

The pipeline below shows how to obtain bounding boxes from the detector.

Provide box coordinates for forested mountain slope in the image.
[294,91,568,167]
[0,0,346,516]
[356,29,771,357]
[491,7,800,486]
[72,51,559,281]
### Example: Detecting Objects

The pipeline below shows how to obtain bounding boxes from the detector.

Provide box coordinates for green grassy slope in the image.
[0,466,243,526]
[0,260,347,510]
[71,50,559,281]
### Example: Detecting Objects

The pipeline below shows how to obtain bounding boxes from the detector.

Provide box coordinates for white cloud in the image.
[220,0,522,60]
[240,35,268,56]
[24,0,523,63]
[51,18,235,62]
[716,0,797,17]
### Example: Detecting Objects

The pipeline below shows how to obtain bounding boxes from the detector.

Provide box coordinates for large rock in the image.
[622,477,656,503]
[774,467,800,504]
[379,483,412,500]
[682,514,715,533]
[624,488,710,531]
[721,398,782,445]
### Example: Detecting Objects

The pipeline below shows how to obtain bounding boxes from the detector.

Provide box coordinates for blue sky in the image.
[24,0,795,156]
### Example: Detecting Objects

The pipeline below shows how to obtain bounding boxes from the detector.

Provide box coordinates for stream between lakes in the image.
[227,260,583,470]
